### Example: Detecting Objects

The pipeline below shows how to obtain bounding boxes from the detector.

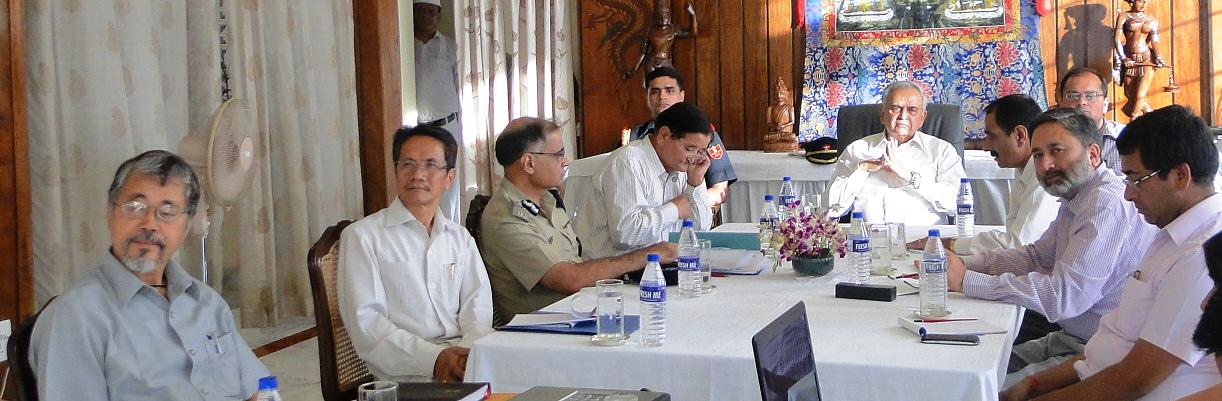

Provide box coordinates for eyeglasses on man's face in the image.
[1126,170,1162,189]
[1062,91,1103,102]
[114,200,188,223]
[527,148,566,159]
[396,158,452,173]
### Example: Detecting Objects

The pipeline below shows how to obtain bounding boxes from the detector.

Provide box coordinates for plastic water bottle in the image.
[677,220,701,298]
[957,178,974,238]
[920,229,949,318]
[850,212,870,284]
[778,176,798,218]
[255,376,283,401]
[759,195,779,247]
[640,253,667,346]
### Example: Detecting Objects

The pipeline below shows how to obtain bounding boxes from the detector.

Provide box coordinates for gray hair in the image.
[1030,107,1101,148]
[107,150,202,216]
[881,81,927,110]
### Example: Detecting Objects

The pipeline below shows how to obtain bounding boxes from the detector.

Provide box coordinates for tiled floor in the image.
[259,338,325,401]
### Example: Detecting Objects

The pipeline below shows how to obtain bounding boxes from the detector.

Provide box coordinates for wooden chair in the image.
[7,296,56,401]
[307,220,373,401]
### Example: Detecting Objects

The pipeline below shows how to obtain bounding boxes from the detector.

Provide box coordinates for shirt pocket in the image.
[378,259,419,315]
[203,331,244,399]
[1112,277,1155,341]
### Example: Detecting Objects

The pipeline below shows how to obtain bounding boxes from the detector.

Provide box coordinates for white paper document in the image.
[706,249,769,275]
[505,312,593,328]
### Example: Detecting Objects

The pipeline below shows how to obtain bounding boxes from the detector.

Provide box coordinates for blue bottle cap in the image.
[258,376,278,391]
[851,211,864,219]
[647,253,660,262]
[960,178,970,183]
[682,220,694,228]
[783,176,793,182]
[764,194,775,201]
[928,229,940,237]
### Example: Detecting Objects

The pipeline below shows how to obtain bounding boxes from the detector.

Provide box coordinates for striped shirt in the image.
[574,137,713,259]
[1099,119,1124,176]
[962,164,1158,341]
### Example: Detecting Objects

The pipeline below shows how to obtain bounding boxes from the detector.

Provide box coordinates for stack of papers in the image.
[706,249,769,275]
[896,316,1007,336]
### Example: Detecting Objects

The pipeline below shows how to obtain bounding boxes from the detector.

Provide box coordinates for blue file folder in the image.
[497,315,641,336]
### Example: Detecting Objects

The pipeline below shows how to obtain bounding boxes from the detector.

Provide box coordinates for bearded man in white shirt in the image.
[338,125,492,383]
[827,81,967,225]
[1001,105,1222,401]
[912,94,1059,255]
[575,101,714,259]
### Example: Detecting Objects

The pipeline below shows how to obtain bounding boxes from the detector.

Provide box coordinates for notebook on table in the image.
[509,386,670,401]
[397,382,490,401]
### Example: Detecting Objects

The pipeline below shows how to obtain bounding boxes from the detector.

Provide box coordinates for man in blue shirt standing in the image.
[30,150,270,401]
[630,66,736,207]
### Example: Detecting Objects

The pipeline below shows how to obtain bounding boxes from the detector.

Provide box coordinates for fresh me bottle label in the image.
[677,256,699,272]
[641,284,667,302]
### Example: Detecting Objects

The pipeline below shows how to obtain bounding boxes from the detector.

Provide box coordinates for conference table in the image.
[563,150,1015,226]
[468,223,1023,401]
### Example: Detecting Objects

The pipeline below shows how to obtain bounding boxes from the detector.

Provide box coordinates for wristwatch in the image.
[908,172,921,189]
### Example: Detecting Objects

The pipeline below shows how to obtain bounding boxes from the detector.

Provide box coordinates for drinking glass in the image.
[591,279,626,345]
[698,239,714,293]
[868,224,893,275]
[801,193,822,215]
[358,381,397,401]
[888,222,908,260]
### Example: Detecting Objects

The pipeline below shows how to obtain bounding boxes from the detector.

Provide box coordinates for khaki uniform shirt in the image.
[480,180,583,326]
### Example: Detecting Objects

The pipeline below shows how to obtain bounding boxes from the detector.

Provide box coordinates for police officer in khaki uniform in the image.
[481,117,677,326]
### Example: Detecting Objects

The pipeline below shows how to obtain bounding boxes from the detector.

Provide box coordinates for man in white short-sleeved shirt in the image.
[1002,105,1222,400]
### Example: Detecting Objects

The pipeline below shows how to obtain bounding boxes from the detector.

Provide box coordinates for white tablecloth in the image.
[563,150,1015,226]
[468,224,1022,401]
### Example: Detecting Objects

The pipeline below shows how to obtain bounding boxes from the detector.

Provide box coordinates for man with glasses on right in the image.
[1056,67,1125,175]
[1001,106,1222,401]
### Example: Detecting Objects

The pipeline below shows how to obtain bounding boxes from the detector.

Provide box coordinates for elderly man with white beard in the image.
[941,108,1158,379]
[29,150,271,401]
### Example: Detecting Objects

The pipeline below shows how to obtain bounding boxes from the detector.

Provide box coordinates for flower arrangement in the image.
[771,208,848,261]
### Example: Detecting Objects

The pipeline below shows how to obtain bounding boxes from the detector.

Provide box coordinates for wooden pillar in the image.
[0,0,31,398]
[353,0,402,215]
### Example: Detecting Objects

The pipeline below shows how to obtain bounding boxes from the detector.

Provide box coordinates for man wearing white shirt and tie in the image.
[1001,105,1222,401]
[913,94,1060,255]
[826,81,967,225]
[575,102,714,259]
[339,125,492,384]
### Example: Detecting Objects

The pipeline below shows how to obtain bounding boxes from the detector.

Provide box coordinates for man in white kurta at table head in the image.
[338,124,492,384]
[826,81,967,225]
[1000,105,1222,401]
[413,0,464,222]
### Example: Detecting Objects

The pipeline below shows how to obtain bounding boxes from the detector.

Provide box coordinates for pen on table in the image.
[914,318,978,323]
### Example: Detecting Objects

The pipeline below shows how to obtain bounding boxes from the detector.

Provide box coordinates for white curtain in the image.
[26,0,215,306]
[450,0,576,199]
[209,0,363,327]
[26,0,363,328]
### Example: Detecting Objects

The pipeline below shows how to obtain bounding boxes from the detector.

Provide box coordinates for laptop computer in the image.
[751,301,821,401]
